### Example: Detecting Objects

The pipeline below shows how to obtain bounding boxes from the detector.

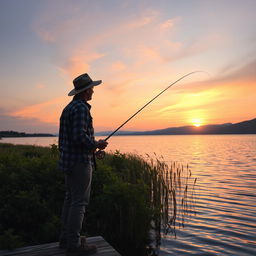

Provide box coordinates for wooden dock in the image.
[0,236,121,256]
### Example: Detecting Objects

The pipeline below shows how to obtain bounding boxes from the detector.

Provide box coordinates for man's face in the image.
[84,87,94,101]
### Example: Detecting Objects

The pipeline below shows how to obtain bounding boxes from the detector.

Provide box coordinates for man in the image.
[58,73,108,256]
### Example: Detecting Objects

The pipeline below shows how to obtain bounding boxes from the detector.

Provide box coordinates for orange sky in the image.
[0,1,255,133]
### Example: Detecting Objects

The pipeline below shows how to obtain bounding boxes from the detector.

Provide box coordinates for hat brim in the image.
[68,80,102,96]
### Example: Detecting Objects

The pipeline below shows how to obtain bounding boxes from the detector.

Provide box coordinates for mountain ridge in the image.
[95,118,256,136]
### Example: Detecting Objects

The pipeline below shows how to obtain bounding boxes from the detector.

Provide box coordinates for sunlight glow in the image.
[192,118,203,127]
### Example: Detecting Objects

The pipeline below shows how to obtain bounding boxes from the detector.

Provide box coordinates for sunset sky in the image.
[0,0,255,133]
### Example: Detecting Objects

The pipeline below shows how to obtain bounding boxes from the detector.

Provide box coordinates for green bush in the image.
[0,229,24,250]
[0,144,63,249]
[0,144,195,255]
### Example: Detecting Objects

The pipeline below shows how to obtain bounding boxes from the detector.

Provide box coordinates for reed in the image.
[89,151,197,255]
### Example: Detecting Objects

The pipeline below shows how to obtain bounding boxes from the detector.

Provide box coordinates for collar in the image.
[73,98,91,109]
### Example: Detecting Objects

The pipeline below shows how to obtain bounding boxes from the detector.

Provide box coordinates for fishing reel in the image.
[95,149,106,159]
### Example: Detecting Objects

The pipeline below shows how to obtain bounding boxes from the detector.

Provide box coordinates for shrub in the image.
[0,144,195,255]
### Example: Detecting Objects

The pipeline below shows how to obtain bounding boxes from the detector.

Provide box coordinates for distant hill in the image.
[95,118,256,136]
[0,131,56,137]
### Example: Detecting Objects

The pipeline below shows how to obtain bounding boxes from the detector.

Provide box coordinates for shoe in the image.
[66,244,97,256]
[60,235,85,250]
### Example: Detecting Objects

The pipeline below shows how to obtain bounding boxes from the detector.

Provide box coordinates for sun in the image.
[191,118,203,127]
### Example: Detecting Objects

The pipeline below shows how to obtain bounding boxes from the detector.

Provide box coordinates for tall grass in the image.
[90,151,197,254]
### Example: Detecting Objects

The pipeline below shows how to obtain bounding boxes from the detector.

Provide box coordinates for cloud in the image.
[173,57,256,95]
[0,112,58,133]
[156,88,223,116]
[217,58,256,82]
[9,96,67,125]
[33,1,83,43]
[109,61,127,73]
[34,4,223,105]
[35,83,46,89]
[136,46,163,63]
[161,33,224,63]
[160,19,175,29]
[123,10,159,29]
[57,52,106,79]
[97,76,139,105]
[33,6,180,80]
[33,5,107,80]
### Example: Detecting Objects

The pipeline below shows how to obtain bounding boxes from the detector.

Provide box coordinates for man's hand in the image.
[96,139,108,150]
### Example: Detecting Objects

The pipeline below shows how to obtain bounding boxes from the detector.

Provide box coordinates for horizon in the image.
[1,1,256,133]
[1,116,254,135]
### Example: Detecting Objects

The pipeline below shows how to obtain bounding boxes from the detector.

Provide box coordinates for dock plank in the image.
[0,236,121,256]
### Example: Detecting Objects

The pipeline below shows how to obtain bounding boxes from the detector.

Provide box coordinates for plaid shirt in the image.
[58,99,96,172]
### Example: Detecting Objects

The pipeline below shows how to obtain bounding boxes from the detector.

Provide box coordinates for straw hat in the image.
[68,73,102,96]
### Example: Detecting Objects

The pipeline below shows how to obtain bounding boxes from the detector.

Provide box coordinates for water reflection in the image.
[105,135,256,255]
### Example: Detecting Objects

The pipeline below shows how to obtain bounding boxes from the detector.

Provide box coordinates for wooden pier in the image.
[0,236,121,256]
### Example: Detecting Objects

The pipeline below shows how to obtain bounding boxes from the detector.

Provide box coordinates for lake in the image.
[1,135,256,255]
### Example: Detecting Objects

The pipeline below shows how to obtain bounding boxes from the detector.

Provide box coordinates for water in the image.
[1,135,256,255]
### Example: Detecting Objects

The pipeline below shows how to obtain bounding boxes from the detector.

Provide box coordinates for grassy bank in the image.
[0,143,196,255]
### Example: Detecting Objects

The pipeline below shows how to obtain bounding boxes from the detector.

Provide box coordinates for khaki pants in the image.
[59,162,93,249]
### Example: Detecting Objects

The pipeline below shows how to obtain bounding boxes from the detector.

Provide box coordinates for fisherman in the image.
[58,73,108,256]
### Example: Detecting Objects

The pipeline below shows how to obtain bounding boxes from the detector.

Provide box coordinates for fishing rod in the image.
[96,71,207,159]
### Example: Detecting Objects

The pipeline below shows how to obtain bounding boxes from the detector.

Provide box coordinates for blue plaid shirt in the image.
[58,99,96,172]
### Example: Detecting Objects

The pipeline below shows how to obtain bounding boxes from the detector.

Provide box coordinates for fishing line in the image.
[96,70,208,159]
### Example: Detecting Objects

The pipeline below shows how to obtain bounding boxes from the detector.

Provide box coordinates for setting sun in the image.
[191,118,203,127]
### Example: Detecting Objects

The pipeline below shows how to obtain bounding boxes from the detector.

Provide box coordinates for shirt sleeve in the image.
[71,104,96,150]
